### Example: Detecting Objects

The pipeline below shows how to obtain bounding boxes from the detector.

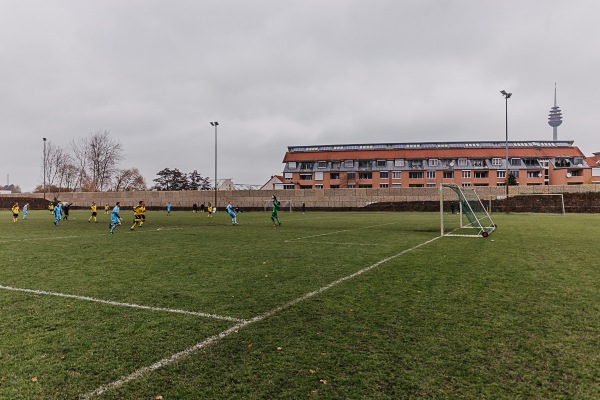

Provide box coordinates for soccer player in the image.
[166,202,172,216]
[22,203,29,220]
[109,202,122,234]
[88,202,98,222]
[271,195,282,227]
[104,203,110,214]
[206,202,213,217]
[226,201,238,225]
[130,201,146,230]
[62,202,72,220]
[11,202,19,223]
[53,202,62,226]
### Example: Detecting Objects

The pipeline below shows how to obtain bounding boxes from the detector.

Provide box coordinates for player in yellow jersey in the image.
[206,202,213,217]
[104,203,110,214]
[11,202,19,223]
[88,202,98,222]
[130,201,146,230]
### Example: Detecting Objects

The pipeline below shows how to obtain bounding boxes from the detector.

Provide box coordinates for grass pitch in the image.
[0,209,598,399]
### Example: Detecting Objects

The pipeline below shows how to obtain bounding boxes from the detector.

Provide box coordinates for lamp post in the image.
[43,137,47,200]
[500,90,512,197]
[210,122,219,210]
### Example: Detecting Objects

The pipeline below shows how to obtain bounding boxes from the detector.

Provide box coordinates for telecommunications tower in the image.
[548,83,563,141]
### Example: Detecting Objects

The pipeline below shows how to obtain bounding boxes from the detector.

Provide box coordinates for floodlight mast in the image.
[43,137,47,200]
[500,90,512,197]
[210,122,219,209]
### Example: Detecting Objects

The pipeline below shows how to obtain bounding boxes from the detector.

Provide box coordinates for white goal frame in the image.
[440,184,496,238]
[512,193,565,215]
[263,200,293,212]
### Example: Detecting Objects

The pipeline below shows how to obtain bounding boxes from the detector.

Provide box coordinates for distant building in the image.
[281,141,593,189]
[260,175,285,190]
[585,152,600,184]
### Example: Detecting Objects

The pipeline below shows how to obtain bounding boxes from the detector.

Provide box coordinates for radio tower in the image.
[548,83,563,141]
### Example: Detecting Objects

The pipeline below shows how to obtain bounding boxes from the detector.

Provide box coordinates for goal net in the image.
[263,199,293,212]
[440,184,496,238]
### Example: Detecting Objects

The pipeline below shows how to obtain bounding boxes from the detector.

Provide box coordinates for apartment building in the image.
[281,141,592,189]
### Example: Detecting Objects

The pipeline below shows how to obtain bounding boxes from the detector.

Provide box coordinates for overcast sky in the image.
[2,0,599,192]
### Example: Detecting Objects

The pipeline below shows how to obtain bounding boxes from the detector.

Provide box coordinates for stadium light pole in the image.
[43,137,47,200]
[210,122,219,209]
[500,90,512,197]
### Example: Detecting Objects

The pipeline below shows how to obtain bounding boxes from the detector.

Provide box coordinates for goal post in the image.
[440,184,496,238]
[512,193,565,215]
[264,199,293,212]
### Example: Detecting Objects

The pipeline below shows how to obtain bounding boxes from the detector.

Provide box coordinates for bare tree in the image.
[72,131,123,192]
[44,142,71,190]
[113,168,147,192]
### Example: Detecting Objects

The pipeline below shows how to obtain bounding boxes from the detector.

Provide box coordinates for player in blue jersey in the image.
[166,202,172,216]
[109,202,122,234]
[22,203,29,220]
[226,201,238,225]
[53,203,62,225]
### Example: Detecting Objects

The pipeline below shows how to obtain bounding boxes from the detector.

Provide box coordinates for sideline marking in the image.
[0,227,184,244]
[284,222,397,242]
[0,285,244,323]
[82,235,441,399]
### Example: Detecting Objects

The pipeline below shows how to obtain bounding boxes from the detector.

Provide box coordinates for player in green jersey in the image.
[271,195,281,227]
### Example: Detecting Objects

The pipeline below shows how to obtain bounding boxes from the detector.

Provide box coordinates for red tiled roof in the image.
[283,147,586,162]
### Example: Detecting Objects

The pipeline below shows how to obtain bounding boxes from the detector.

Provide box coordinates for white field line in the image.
[81,234,441,399]
[0,285,244,323]
[0,227,183,244]
[298,241,388,246]
[284,222,397,243]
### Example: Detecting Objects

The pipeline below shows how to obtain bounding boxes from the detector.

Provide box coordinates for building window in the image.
[330,185,340,188]
[462,170,471,179]
[497,182,506,186]
[300,185,312,189]
[410,160,423,168]
[510,158,521,166]
[358,160,371,169]
[330,172,340,180]
[394,159,405,167]
[472,159,484,167]
[409,171,424,179]
[358,184,372,188]
[344,160,354,168]
[288,162,297,169]
[284,172,293,179]
[347,172,356,180]
[348,183,356,188]
[392,171,401,179]
[283,184,295,189]
[299,162,314,170]
[380,183,389,188]
[315,184,323,189]
[300,174,312,181]
[527,171,542,178]
[392,183,402,188]
[457,158,468,166]
[426,183,436,188]
[462,182,472,187]
[428,159,439,167]
[331,161,341,170]
[314,172,323,181]
[426,171,436,179]
[492,158,502,166]
[474,171,488,179]
[358,172,372,180]
[497,170,506,178]
[380,171,389,179]
[443,171,454,179]
[377,160,387,167]
[317,161,327,169]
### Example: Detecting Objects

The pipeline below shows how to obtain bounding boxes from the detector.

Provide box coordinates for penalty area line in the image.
[0,285,244,323]
[82,234,441,399]
[284,222,397,242]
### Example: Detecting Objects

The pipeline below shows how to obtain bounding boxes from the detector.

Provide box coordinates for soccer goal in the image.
[263,199,293,212]
[440,184,496,238]
[513,193,565,215]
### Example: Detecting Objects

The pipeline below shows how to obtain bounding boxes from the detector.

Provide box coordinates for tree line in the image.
[37,131,211,193]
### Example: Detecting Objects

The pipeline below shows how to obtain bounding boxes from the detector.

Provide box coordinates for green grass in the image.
[0,209,598,399]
